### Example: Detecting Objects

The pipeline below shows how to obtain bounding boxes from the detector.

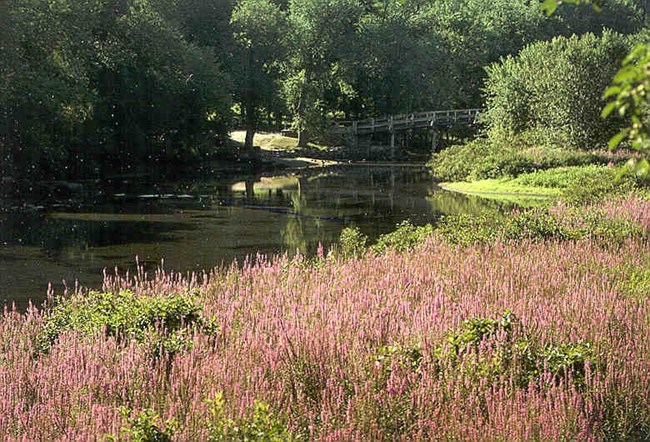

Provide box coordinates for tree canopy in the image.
[0,0,646,178]
[484,31,632,149]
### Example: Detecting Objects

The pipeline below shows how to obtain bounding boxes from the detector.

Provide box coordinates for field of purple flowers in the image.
[1,195,649,441]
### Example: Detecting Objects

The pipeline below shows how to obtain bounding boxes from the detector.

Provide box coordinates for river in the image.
[0,163,513,307]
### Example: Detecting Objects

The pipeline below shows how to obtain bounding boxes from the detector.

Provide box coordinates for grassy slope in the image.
[229,131,329,152]
[440,165,617,202]
[439,180,561,197]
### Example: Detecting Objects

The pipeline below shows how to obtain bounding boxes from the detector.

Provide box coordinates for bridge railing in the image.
[332,108,481,135]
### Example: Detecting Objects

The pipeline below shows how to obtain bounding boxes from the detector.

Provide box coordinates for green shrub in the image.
[469,149,537,180]
[603,258,650,300]
[435,214,500,245]
[338,221,435,258]
[107,407,178,442]
[484,31,630,149]
[429,137,610,182]
[616,264,650,299]
[206,393,292,441]
[562,169,638,205]
[429,138,536,181]
[435,202,643,245]
[429,139,494,181]
[433,311,520,385]
[373,344,423,377]
[371,221,434,254]
[502,210,577,240]
[337,226,368,259]
[37,290,218,355]
[581,215,642,244]
[504,340,594,388]
[539,341,594,384]
[435,311,595,388]
[513,165,608,189]
[444,310,517,356]
[507,164,639,205]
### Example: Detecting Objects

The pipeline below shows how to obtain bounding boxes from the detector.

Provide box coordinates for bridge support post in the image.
[431,128,438,151]
[389,116,395,159]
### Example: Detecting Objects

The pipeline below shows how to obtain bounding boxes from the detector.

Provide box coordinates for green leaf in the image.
[608,129,629,150]
[613,67,637,83]
[540,0,558,16]
[624,44,648,64]
[618,103,629,117]
[615,165,629,182]
[603,86,622,98]
[633,159,649,178]
[601,101,617,118]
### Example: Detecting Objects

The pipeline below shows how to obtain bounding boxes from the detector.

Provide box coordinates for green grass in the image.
[511,165,613,189]
[229,131,329,152]
[428,137,618,182]
[439,180,561,197]
[439,165,627,204]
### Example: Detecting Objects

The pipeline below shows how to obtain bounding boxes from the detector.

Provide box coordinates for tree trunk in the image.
[243,99,259,160]
[244,127,256,151]
[297,130,308,148]
[245,178,254,199]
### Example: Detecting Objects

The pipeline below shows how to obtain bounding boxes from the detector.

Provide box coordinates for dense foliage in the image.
[37,289,217,356]
[339,191,647,254]
[0,0,232,178]
[428,136,634,182]
[602,39,650,176]
[1,0,645,178]
[484,31,632,150]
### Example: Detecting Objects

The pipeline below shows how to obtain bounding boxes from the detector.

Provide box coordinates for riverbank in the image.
[1,193,648,440]
[229,130,432,168]
[229,131,343,169]
[438,181,558,204]
[437,164,642,205]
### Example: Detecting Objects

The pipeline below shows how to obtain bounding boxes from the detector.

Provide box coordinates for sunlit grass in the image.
[439,180,559,202]
[229,131,329,151]
[439,165,630,205]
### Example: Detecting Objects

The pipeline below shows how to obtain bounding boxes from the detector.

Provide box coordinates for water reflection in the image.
[0,165,517,306]
[426,190,512,218]
[2,214,191,256]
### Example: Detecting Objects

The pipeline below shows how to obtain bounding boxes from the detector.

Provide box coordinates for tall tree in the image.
[231,0,287,152]
[285,0,364,146]
[0,0,232,178]
[484,31,631,149]
[353,0,442,115]
[173,0,236,65]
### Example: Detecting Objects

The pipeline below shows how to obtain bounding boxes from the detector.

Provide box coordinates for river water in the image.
[0,163,513,307]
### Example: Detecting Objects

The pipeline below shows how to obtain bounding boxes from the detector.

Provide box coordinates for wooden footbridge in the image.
[332,108,481,152]
[334,108,481,136]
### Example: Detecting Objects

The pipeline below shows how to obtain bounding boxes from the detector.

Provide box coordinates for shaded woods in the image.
[1,0,646,179]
